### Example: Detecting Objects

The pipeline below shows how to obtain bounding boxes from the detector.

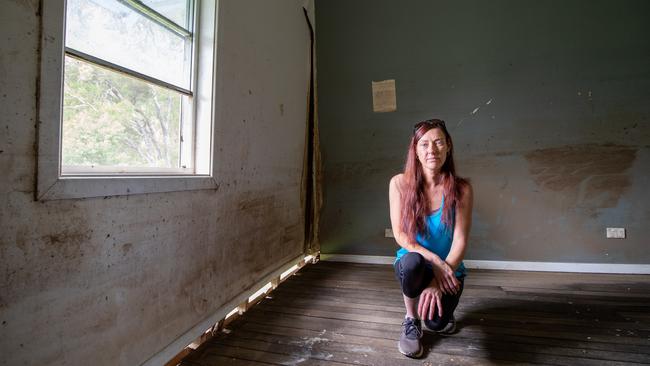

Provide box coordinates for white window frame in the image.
[38,0,219,200]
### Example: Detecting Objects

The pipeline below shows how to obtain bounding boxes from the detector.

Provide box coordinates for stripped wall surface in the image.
[0,0,311,365]
[316,0,650,263]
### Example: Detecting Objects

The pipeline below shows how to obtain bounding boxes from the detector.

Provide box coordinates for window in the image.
[38,0,218,200]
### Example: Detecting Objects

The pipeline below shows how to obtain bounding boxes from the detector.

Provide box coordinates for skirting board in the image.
[140,253,310,366]
[320,254,650,274]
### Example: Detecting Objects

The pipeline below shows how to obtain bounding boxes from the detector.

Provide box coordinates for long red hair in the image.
[401,119,468,241]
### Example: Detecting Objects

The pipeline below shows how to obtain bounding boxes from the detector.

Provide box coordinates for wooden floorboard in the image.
[181,261,650,366]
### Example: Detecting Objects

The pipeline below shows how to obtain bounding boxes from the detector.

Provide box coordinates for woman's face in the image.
[416,128,449,172]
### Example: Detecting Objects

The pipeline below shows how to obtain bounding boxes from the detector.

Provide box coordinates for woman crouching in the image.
[389,118,473,358]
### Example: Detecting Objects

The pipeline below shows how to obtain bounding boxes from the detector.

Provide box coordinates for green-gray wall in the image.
[316,0,650,263]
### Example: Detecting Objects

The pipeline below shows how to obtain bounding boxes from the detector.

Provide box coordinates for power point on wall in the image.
[606,228,626,239]
[385,228,394,238]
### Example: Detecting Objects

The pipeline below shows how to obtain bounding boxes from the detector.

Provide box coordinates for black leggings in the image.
[394,251,464,330]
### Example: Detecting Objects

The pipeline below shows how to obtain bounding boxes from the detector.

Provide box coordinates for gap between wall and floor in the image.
[142,253,319,366]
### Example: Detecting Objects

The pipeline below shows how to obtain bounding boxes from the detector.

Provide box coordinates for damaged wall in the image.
[316,0,650,263]
[0,0,311,365]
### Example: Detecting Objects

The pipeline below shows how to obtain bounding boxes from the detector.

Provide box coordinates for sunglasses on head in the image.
[413,119,446,135]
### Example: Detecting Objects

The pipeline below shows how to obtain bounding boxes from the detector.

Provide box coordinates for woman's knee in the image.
[400,252,426,272]
[402,282,421,298]
[398,252,428,298]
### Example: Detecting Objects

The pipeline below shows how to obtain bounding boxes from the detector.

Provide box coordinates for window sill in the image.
[37,171,218,201]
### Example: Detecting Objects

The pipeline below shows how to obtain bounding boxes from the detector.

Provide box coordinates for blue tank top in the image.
[395,195,466,278]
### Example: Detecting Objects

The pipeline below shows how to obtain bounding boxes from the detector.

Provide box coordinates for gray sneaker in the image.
[436,315,456,335]
[423,315,457,335]
[398,317,423,358]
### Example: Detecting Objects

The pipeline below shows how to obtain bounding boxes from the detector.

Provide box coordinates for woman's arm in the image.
[388,174,443,266]
[445,182,473,270]
[430,182,472,294]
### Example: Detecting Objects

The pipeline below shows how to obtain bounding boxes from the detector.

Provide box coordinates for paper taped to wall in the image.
[372,79,397,112]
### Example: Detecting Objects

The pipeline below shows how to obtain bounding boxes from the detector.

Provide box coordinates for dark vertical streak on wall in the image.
[302,7,317,254]
[33,0,43,201]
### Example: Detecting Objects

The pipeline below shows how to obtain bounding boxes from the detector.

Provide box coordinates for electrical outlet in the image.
[606,227,626,239]
[385,228,394,238]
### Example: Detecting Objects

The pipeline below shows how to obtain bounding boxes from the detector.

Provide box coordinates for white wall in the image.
[0,0,312,364]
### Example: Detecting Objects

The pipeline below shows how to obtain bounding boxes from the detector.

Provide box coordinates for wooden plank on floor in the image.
[278,278,650,307]
[259,294,648,334]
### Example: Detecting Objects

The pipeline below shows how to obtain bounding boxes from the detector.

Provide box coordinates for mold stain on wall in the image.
[235,190,302,273]
[525,144,637,209]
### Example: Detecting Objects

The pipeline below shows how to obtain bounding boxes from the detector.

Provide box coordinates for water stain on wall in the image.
[177,189,303,315]
[120,242,133,256]
[237,191,285,272]
[180,264,215,315]
[340,160,385,178]
[4,208,93,303]
[10,0,39,15]
[525,144,637,208]
[237,193,277,213]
